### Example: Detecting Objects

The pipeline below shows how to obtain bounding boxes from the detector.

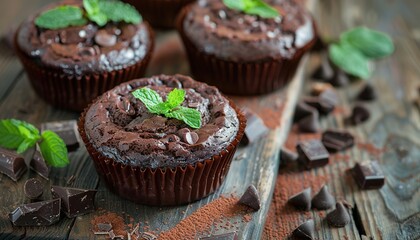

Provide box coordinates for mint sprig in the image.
[328,26,394,79]
[223,0,280,19]
[35,0,141,29]
[132,88,202,129]
[0,119,69,167]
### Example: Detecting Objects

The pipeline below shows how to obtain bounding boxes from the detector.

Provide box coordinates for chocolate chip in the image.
[292,219,315,240]
[41,121,80,152]
[95,30,117,47]
[321,130,355,152]
[241,109,269,145]
[311,185,335,210]
[0,148,27,181]
[352,160,385,189]
[280,148,298,164]
[297,140,329,169]
[239,185,261,211]
[199,232,238,240]
[357,84,376,101]
[327,202,351,228]
[24,178,44,200]
[51,186,97,218]
[288,188,311,211]
[312,52,334,81]
[298,111,320,133]
[330,69,350,87]
[294,102,318,123]
[30,150,50,179]
[9,199,61,226]
[98,223,113,232]
[183,132,199,145]
[349,104,370,125]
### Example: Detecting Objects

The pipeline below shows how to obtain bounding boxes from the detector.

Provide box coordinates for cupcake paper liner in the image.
[14,23,154,112]
[123,0,194,29]
[78,100,246,206]
[177,6,316,95]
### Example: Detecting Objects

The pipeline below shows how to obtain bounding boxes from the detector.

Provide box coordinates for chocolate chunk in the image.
[321,130,355,152]
[352,161,385,189]
[292,219,315,240]
[30,150,50,179]
[241,109,269,145]
[98,222,113,232]
[9,199,61,226]
[305,89,339,114]
[183,131,199,145]
[239,185,261,211]
[41,120,80,152]
[312,52,334,80]
[327,202,350,227]
[311,82,333,96]
[330,69,350,87]
[294,102,318,123]
[24,178,44,200]
[349,104,370,125]
[280,148,298,164]
[199,232,238,240]
[95,30,117,47]
[298,111,320,133]
[357,84,376,101]
[288,188,311,210]
[51,186,97,218]
[0,148,27,181]
[297,140,329,169]
[311,185,335,210]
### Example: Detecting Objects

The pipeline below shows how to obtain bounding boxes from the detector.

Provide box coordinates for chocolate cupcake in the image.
[123,0,195,28]
[177,0,316,95]
[15,0,154,111]
[79,74,246,206]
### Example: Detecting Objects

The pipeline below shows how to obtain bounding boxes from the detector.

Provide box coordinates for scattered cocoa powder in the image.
[357,142,385,156]
[91,212,127,236]
[284,125,322,151]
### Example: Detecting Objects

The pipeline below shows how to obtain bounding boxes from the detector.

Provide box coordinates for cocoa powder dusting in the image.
[357,142,385,156]
[91,212,127,236]
[159,196,249,240]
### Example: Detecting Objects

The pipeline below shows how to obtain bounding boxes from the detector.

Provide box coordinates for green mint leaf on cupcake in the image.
[0,119,69,167]
[132,88,202,129]
[98,0,142,24]
[40,131,69,168]
[84,0,108,26]
[328,26,394,79]
[35,6,87,29]
[223,0,280,19]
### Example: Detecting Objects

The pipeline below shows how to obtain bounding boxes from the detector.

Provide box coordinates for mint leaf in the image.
[329,43,371,79]
[341,27,394,59]
[132,88,165,114]
[98,1,142,24]
[35,6,87,30]
[16,138,37,154]
[223,0,246,11]
[165,107,202,129]
[40,130,69,168]
[223,0,280,19]
[0,119,40,151]
[166,89,185,109]
[84,0,108,26]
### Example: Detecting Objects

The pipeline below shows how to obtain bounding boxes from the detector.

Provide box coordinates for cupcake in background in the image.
[177,0,316,95]
[79,74,246,206]
[15,0,154,111]
[123,0,195,28]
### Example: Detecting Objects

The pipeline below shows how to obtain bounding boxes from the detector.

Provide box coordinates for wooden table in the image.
[0,0,419,239]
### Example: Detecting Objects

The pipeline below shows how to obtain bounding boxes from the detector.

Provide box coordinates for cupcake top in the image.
[182,0,315,61]
[84,74,240,168]
[16,0,152,75]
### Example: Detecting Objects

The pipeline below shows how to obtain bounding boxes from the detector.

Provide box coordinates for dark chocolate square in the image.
[352,161,385,189]
[0,148,27,181]
[297,140,329,169]
[41,120,81,152]
[241,109,269,145]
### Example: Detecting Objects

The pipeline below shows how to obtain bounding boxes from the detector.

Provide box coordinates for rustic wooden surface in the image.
[0,0,309,239]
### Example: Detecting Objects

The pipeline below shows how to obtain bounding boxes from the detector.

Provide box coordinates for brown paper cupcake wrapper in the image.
[78,100,246,206]
[14,24,154,112]
[124,0,194,29]
[177,5,316,96]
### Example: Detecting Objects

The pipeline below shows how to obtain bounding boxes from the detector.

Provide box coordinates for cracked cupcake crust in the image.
[84,74,240,168]
[182,0,315,61]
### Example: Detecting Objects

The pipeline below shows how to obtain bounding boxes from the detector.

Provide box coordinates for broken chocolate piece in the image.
[357,84,376,101]
[30,150,50,179]
[9,199,61,226]
[288,188,311,211]
[98,223,113,232]
[294,102,318,123]
[297,140,329,169]
[280,148,298,164]
[292,219,315,240]
[24,178,44,200]
[41,120,80,152]
[51,185,97,218]
[352,161,385,189]
[327,202,350,228]
[305,89,339,114]
[298,111,320,133]
[239,185,261,211]
[311,185,335,210]
[349,104,370,125]
[322,130,355,152]
[330,68,350,87]
[0,148,27,181]
[241,109,269,145]
[312,52,334,81]
[199,232,238,240]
